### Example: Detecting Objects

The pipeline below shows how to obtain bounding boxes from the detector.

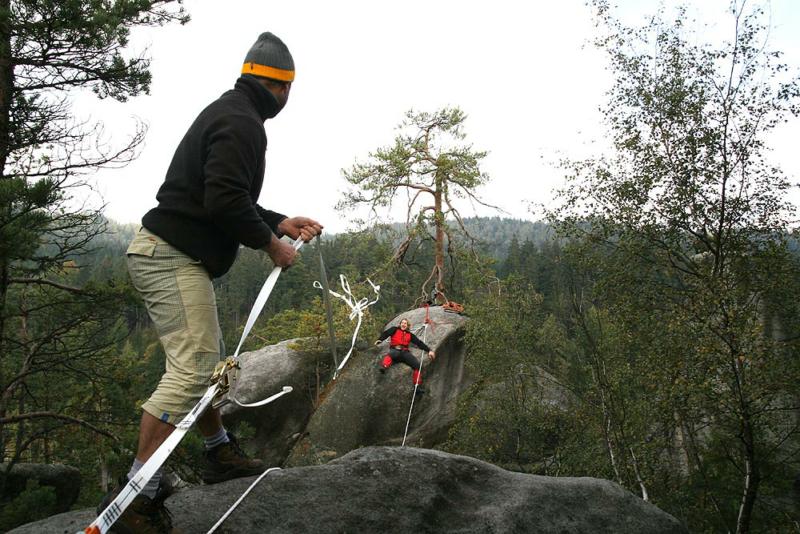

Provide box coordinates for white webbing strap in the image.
[313,275,380,379]
[402,324,429,447]
[232,239,304,359]
[85,385,219,534]
[224,239,304,408]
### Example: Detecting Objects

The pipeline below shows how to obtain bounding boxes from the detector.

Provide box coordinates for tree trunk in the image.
[0,0,12,452]
[603,415,622,484]
[433,175,445,298]
[735,398,760,533]
[100,454,111,492]
[628,446,649,501]
[0,0,11,171]
[673,411,691,477]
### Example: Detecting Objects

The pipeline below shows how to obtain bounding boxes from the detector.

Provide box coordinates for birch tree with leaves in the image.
[549,1,800,532]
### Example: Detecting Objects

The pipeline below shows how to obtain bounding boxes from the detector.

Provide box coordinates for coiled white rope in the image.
[313,275,380,379]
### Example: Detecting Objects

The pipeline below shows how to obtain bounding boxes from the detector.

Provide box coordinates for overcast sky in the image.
[75,0,800,234]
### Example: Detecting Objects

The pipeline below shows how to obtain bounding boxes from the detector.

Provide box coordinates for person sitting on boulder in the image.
[375,318,435,395]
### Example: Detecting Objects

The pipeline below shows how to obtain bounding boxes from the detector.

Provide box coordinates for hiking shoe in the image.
[96,477,178,534]
[202,432,266,484]
[379,366,386,374]
[415,387,426,397]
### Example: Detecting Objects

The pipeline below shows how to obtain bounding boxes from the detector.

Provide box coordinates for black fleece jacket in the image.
[142,75,287,278]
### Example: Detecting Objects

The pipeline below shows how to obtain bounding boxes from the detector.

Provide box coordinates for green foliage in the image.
[467,217,553,261]
[0,481,57,531]
[462,276,544,377]
[443,3,800,533]
[0,0,188,489]
[448,276,563,471]
[541,2,800,532]
[339,107,496,303]
[447,378,578,475]
[341,108,489,210]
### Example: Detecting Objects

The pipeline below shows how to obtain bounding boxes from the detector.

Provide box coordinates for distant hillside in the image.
[376,216,552,260]
[66,218,139,284]
[94,216,552,262]
[460,217,553,259]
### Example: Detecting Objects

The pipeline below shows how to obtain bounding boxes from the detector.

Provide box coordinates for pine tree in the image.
[339,107,497,304]
[0,0,187,471]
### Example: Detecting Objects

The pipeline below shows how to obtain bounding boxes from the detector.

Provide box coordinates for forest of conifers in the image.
[1,1,799,532]
[3,215,800,533]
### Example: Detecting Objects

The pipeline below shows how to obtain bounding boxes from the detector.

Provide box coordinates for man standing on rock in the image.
[100,31,322,532]
[375,318,435,395]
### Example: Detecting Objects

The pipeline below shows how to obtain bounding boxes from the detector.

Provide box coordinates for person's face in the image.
[259,79,292,113]
[399,319,409,330]
[273,81,291,110]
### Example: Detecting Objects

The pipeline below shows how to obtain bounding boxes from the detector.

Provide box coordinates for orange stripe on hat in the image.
[241,62,295,82]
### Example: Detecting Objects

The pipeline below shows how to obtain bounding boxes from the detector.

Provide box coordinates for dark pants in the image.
[381,348,422,384]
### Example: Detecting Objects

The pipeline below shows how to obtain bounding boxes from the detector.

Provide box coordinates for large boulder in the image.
[0,462,81,513]
[286,306,469,466]
[221,339,332,465]
[11,446,687,534]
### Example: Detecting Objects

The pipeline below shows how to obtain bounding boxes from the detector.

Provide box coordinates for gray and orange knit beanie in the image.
[242,32,295,82]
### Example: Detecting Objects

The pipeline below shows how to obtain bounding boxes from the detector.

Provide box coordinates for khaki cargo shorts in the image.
[126,226,223,425]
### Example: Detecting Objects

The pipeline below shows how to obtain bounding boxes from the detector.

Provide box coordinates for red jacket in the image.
[378,326,431,352]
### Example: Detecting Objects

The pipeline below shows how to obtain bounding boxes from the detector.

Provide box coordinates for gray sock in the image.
[204,427,230,450]
[127,458,161,499]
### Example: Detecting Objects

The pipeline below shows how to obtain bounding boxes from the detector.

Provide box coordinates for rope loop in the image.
[314,275,380,379]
